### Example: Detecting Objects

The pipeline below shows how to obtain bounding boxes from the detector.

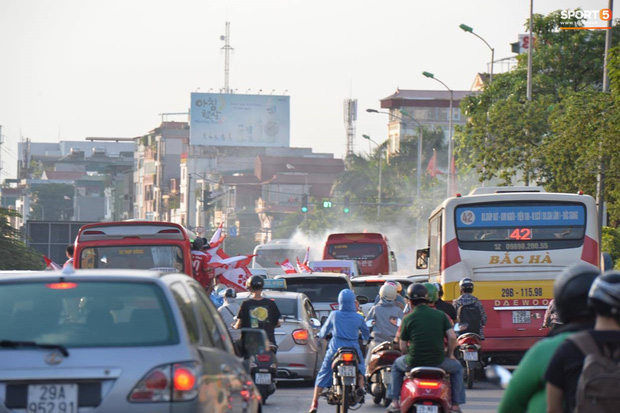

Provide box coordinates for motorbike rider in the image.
[309,289,370,413]
[365,283,404,371]
[190,238,213,294]
[373,281,406,310]
[233,275,281,348]
[386,283,465,413]
[434,282,457,322]
[218,288,241,342]
[453,278,487,338]
[498,262,598,413]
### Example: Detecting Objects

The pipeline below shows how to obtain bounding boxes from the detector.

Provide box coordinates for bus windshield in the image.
[327,243,383,260]
[455,202,586,251]
[80,245,185,272]
[255,249,306,267]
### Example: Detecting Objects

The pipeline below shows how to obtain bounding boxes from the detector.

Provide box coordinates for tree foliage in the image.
[0,207,45,270]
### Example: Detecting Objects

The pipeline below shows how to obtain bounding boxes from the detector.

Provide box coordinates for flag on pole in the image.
[275,258,297,274]
[303,247,310,266]
[43,255,62,271]
[426,150,444,178]
[205,224,250,292]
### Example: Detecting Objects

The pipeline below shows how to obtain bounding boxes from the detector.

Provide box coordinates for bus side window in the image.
[429,212,442,274]
[416,248,429,270]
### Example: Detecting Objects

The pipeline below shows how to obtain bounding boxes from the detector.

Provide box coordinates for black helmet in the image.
[459,278,474,293]
[407,283,429,303]
[589,271,620,321]
[553,263,599,323]
[434,282,444,298]
[224,288,236,298]
[192,237,205,251]
[246,275,265,291]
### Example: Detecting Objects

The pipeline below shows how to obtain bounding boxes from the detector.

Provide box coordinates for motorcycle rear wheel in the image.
[465,362,475,389]
[336,385,350,413]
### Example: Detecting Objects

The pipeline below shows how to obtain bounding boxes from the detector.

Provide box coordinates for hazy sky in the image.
[0,0,608,179]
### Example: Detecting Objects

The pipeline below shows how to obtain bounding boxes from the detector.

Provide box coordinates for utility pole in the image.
[526,0,533,101]
[221,22,233,94]
[597,0,613,243]
[0,125,3,181]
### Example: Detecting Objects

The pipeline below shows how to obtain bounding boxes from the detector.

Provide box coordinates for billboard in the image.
[190,93,290,147]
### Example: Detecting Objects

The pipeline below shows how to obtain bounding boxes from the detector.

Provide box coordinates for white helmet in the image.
[379,284,398,302]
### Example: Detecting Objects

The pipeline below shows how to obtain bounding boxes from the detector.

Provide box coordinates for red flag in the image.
[303,247,310,266]
[275,258,297,274]
[296,257,313,273]
[43,255,62,271]
[426,151,444,178]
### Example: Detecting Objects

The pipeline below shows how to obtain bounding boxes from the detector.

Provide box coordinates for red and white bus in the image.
[74,221,194,276]
[323,233,397,275]
[417,187,599,363]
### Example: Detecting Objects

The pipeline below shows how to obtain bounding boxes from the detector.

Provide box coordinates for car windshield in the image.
[284,278,349,302]
[80,245,184,272]
[271,298,297,317]
[0,281,178,348]
[327,243,383,260]
[353,282,384,300]
[255,249,306,267]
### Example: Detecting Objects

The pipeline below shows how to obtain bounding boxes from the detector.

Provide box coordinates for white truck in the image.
[251,239,306,277]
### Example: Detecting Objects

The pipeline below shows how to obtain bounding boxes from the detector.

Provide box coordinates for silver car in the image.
[238,290,325,382]
[275,273,354,322]
[0,269,261,413]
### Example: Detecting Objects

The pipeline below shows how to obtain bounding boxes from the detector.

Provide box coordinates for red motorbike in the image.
[456,332,482,389]
[398,366,451,413]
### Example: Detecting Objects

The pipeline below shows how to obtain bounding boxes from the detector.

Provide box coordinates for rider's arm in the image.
[477,299,488,326]
[319,312,335,339]
[399,339,408,353]
[233,301,244,329]
[445,328,457,359]
[360,315,370,341]
[497,341,546,413]
[546,383,564,413]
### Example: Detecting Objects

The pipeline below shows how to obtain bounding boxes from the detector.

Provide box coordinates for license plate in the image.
[27,383,77,413]
[512,310,531,324]
[463,351,478,361]
[255,373,271,385]
[415,405,438,413]
[381,370,392,385]
[339,365,356,377]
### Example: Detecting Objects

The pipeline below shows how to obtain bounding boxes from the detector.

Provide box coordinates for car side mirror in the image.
[416,248,429,270]
[240,328,270,359]
[356,295,369,305]
[310,318,321,329]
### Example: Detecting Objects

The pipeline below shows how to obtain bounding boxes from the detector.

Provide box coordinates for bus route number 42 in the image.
[509,228,532,241]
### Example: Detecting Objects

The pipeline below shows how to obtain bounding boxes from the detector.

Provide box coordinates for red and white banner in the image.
[303,247,310,265]
[204,224,251,292]
[43,255,62,271]
[276,258,297,274]
[296,257,313,273]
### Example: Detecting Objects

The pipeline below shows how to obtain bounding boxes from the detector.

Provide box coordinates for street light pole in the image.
[362,134,383,218]
[459,24,495,83]
[422,71,454,196]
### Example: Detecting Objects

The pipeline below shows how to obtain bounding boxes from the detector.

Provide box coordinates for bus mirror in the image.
[602,252,614,271]
[390,251,398,272]
[416,248,429,270]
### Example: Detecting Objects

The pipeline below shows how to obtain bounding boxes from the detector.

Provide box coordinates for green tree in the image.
[0,207,45,270]
[455,11,620,185]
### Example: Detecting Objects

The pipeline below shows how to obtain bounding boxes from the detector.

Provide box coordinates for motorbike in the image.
[365,319,402,407]
[323,347,365,413]
[455,323,483,389]
[249,344,278,404]
[399,366,452,413]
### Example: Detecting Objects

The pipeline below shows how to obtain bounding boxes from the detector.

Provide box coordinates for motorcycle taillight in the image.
[342,352,355,362]
[417,380,441,389]
[257,354,272,362]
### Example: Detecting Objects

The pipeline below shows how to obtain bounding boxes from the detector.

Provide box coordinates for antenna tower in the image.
[343,99,357,156]
[220,22,234,94]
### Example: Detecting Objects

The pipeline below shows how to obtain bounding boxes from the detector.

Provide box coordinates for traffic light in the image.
[343,195,350,214]
[301,194,308,213]
[202,190,212,211]
[323,200,333,208]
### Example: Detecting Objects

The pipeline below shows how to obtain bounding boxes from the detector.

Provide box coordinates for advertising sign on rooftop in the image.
[190,93,290,147]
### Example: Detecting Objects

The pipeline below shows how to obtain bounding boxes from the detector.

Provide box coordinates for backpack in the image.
[568,331,620,413]
[456,302,482,335]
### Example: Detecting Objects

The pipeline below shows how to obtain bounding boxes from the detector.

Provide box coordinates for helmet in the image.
[192,237,205,251]
[459,278,474,293]
[589,270,620,322]
[379,284,398,301]
[246,275,265,291]
[394,281,403,293]
[553,263,599,323]
[434,282,444,298]
[223,288,237,298]
[407,283,429,303]
[423,282,438,303]
[214,284,227,296]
